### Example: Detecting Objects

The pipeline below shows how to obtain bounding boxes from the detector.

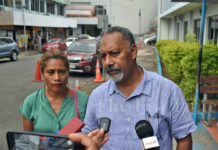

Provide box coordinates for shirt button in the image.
[127,135,131,139]
[126,101,129,104]
[127,118,131,121]
[63,109,65,111]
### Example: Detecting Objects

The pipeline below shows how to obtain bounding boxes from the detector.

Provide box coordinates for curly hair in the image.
[40,49,69,73]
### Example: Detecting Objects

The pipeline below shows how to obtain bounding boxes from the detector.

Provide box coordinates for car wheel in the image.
[58,47,61,50]
[10,51,18,61]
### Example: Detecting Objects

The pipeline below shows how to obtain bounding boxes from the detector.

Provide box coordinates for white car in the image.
[144,36,156,46]
[65,37,78,48]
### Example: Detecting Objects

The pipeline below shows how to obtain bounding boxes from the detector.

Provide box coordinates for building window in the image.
[47,3,55,14]
[194,19,200,43]
[40,0,44,12]
[31,0,39,11]
[184,21,188,41]
[25,0,28,9]
[58,5,64,16]
[1,0,13,7]
[15,0,22,9]
[208,16,218,45]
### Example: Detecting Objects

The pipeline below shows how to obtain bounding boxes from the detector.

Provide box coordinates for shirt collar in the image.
[109,65,152,97]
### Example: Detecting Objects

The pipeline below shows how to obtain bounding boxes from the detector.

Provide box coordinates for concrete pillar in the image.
[174,16,177,39]
[13,0,15,9]
[46,28,49,41]
[66,29,69,38]
[55,4,58,15]
[28,0,31,11]
[168,18,171,39]
[44,1,47,13]
[189,11,193,33]
[64,6,66,17]
[157,0,161,41]
[180,15,184,41]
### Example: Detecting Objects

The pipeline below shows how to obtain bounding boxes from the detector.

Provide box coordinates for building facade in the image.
[157,0,218,45]
[0,0,77,50]
[67,0,158,38]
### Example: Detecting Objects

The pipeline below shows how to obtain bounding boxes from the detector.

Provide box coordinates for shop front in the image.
[0,26,16,41]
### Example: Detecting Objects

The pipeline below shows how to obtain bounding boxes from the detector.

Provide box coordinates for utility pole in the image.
[22,1,27,54]
[139,8,141,37]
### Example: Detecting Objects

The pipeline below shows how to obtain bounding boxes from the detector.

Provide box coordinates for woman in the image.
[20,49,89,133]
[27,36,32,51]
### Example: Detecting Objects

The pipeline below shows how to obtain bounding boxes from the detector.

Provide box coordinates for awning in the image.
[51,0,70,5]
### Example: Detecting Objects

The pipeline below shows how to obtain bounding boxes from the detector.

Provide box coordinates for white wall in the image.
[110,0,158,35]
[13,11,77,28]
[160,18,168,39]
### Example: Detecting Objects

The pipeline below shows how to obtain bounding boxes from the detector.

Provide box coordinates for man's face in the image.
[100,32,136,82]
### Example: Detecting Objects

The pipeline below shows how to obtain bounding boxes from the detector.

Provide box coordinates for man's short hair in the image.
[100,26,135,49]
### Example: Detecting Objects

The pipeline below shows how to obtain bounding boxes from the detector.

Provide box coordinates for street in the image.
[0,54,95,149]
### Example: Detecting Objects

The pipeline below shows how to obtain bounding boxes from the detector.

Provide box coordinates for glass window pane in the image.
[35,0,39,11]
[4,0,13,7]
[31,0,35,11]
[15,0,22,9]
[40,0,44,12]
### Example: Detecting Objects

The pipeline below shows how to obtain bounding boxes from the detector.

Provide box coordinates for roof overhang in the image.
[51,0,70,5]
[160,2,204,18]
[171,0,218,3]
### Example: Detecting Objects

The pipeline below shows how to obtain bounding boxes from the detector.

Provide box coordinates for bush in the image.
[156,40,218,103]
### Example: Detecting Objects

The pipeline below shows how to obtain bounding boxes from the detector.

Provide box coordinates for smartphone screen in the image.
[7,131,84,150]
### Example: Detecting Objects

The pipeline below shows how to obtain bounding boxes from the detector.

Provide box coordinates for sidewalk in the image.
[19,50,41,58]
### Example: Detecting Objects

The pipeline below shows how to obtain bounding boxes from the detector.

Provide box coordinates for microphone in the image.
[135,120,160,150]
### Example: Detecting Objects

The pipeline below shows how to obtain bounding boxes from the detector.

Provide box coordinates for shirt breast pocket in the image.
[149,116,170,140]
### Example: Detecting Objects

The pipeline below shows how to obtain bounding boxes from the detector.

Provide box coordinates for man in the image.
[82,26,197,150]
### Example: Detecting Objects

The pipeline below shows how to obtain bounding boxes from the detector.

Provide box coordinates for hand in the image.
[87,129,109,148]
[68,129,109,150]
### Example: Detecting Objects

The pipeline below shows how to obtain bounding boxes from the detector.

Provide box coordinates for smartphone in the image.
[6,130,84,150]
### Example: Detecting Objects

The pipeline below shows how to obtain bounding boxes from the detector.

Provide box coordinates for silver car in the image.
[0,37,20,61]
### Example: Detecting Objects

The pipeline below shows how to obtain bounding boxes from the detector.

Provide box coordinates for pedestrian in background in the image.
[20,49,89,134]
[27,36,33,51]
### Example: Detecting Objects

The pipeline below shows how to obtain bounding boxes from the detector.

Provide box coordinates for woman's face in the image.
[42,58,69,92]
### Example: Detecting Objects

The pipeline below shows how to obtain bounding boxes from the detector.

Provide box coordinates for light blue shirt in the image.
[82,66,197,150]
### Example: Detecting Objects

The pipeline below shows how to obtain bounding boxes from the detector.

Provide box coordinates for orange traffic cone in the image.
[138,41,141,48]
[75,78,81,90]
[32,60,44,82]
[94,60,103,82]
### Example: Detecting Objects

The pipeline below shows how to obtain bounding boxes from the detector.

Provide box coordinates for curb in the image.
[19,51,41,58]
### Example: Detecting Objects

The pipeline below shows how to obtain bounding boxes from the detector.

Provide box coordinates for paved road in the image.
[0,54,95,149]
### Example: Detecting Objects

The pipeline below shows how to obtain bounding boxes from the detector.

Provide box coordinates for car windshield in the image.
[47,40,58,44]
[68,42,96,53]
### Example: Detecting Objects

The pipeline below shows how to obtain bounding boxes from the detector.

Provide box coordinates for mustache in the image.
[107,66,122,73]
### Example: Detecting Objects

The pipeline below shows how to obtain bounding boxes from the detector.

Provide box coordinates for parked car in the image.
[65,37,78,48]
[42,38,66,53]
[76,34,96,40]
[0,37,20,61]
[144,36,156,46]
[65,39,102,74]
